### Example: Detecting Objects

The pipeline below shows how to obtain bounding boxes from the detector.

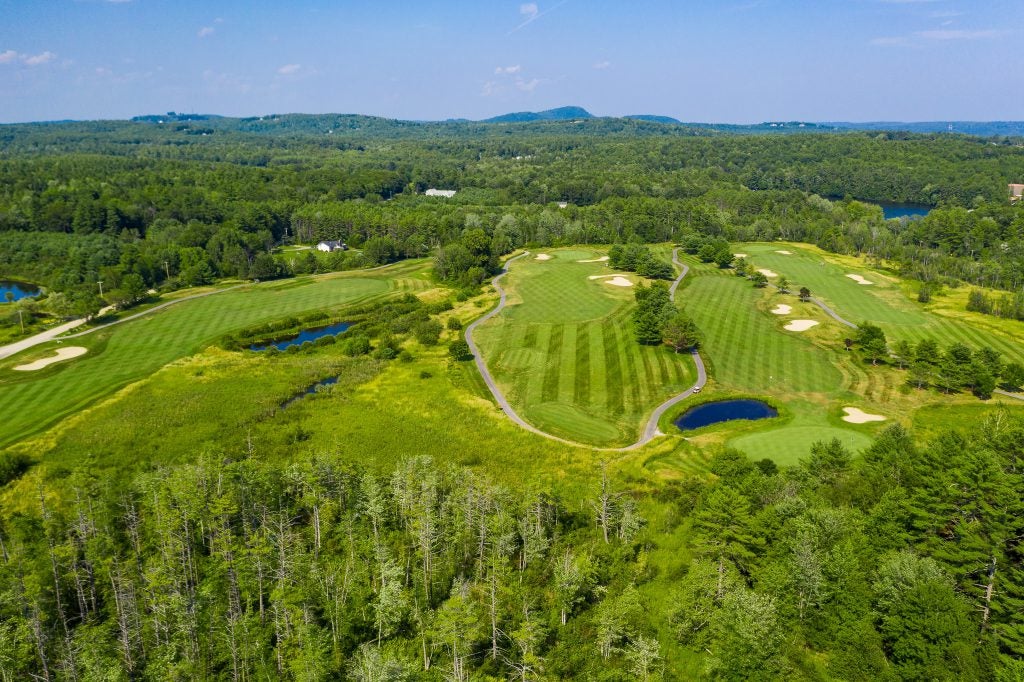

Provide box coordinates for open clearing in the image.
[843,407,886,423]
[474,247,696,446]
[13,347,88,371]
[0,261,429,448]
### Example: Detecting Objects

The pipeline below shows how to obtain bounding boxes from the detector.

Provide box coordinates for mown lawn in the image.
[0,261,430,448]
[474,248,697,446]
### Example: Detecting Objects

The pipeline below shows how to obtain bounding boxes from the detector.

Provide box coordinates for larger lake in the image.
[0,280,40,302]
[876,202,931,220]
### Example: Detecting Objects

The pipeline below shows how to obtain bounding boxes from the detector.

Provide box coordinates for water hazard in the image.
[250,322,351,351]
[674,399,778,431]
[1,280,40,303]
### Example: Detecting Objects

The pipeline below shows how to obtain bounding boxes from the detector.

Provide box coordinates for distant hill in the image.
[624,114,681,124]
[482,106,594,123]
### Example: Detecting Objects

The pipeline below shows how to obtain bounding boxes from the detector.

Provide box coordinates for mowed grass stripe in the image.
[602,320,626,416]
[574,325,591,405]
[542,324,564,402]
[558,325,578,405]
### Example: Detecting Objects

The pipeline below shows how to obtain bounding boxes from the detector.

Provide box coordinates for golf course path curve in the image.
[465,248,706,451]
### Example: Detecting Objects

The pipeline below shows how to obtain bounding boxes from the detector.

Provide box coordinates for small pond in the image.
[674,399,778,431]
[250,322,351,351]
[281,377,338,408]
[875,202,930,220]
[1,280,40,303]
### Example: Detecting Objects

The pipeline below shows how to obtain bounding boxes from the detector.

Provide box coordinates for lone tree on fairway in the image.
[662,312,701,353]
[777,276,790,293]
[448,340,471,361]
[857,322,889,365]
[799,286,811,302]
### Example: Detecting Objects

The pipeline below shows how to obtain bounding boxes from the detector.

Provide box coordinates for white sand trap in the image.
[775,250,793,255]
[13,346,88,371]
[842,407,887,424]
[846,274,873,285]
[771,304,792,315]
[534,254,552,261]
[757,268,779,278]
[588,273,628,280]
[577,255,609,263]
[604,276,634,287]
[733,253,748,258]
[784,320,819,332]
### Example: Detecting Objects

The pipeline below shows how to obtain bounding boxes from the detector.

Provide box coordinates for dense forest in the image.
[2,418,1024,680]
[2,115,1023,324]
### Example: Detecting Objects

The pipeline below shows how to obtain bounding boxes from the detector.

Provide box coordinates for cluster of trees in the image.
[852,323,1024,398]
[607,243,673,279]
[0,455,661,680]
[631,282,701,352]
[675,416,1024,680]
[966,288,1024,322]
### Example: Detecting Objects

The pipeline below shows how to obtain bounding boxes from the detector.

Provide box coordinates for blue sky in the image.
[0,0,1019,123]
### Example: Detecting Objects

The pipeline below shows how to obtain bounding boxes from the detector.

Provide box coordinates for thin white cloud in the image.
[593,60,611,70]
[510,0,571,34]
[481,80,500,97]
[197,26,215,38]
[495,65,521,75]
[23,51,56,66]
[516,77,542,92]
[277,63,301,75]
[916,29,1005,40]
[0,50,18,64]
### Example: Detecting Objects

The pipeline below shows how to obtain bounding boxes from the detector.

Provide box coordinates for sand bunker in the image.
[771,304,792,315]
[534,254,552,261]
[13,346,88,371]
[846,274,873,285]
[603,276,634,287]
[757,268,779,278]
[784,320,819,332]
[842,407,887,424]
[733,253,748,258]
[588,273,628,280]
[577,255,610,263]
[775,250,793,255]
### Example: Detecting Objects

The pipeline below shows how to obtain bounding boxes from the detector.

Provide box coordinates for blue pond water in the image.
[876,202,930,220]
[281,377,339,408]
[251,322,351,351]
[0,280,40,302]
[674,399,778,431]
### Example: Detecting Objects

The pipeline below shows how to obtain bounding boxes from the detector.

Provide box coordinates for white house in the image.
[425,188,457,198]
[1010,184,1024,203]
[316,240,347,252]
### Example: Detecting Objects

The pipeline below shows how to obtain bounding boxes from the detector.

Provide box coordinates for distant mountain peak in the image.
[482,106,594,123]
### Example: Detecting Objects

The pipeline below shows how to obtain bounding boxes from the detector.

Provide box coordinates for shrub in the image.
[419,370,433,379]
[373,347,398,360]
[398,350,414,363]
[448,340,471,361]
[446,317,463,331]
[0,452,32,487]
[343,336,371,357]
[413,320,443,346]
